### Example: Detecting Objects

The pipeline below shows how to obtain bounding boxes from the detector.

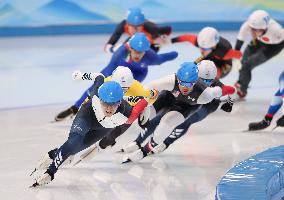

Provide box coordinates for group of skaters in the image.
[30,7,284,187]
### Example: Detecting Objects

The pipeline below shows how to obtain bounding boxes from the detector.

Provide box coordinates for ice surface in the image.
[0,32,283,199]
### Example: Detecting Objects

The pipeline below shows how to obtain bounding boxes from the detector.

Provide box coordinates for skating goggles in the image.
[201,78,214,86]
[178,80,195,87]
[200,47,212,51]
[250,27,265,32]
[100,100,121,107]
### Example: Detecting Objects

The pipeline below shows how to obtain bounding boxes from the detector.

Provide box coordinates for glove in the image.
[276,115,284,127]
[72,70,83,80]
[104,44,114,53]
[152,142,168,154]
[138,106,151,129]
[153,34,172,47]
[127,96,143,104]
[221,97,234,112]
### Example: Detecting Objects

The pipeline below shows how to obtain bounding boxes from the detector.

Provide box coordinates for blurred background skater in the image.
[104,7,172,53]
[248,70,284,131]
[169,27,242,79]
[234,10,284,98]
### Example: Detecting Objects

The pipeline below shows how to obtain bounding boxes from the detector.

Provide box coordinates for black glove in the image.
[276,115,284,127]
[220,97,234,112]
[127,96,143,104]
[138,117,149,129]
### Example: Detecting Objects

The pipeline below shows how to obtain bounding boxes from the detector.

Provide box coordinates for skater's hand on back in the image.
[220,97,234,112]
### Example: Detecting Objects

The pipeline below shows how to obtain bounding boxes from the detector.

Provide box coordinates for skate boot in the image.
[30,149,57,176]
[122,149,147,164]
[234,82,247,99]
[120,141,141,153]
[30,170,54,188]
[55,106,78,121]
[73,143,101,166]
[248,116,272,131]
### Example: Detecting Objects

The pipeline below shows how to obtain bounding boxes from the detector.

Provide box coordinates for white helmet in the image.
[197,60,217,80]
[197,27,220,49]
[248,10,270,30]
[112,66,134,89]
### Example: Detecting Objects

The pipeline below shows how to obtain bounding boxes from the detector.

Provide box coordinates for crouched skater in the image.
[30,75,148,187]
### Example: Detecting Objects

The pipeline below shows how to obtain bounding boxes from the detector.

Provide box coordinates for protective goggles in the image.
[201,78,214,86]
[178,80,195,87]
[200,47,212,51]
[100,100,121,107]
[250,27,265,32]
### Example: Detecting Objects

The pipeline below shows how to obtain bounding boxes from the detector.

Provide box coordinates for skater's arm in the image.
[147,49,178,65]
[89,75,105,97]
[106,21,126,46]
[126,98,148,124]
[126,80,151,97]
[221,85,236,96]
[144,21,172,37]
[223,49,243,60]
[235,21,250,50]
[72,70,104,81]
[197,86,222,104]
[213,79,236,97]
[145,74,176,94]
[171,34,198,46]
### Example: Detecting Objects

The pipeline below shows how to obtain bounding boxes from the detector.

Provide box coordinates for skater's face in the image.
[100,101,121,117]
[128,24,143,35]
[250,27,265,38]
[177,80,195,95]
[200,47,213,57]
[129,48,145,62]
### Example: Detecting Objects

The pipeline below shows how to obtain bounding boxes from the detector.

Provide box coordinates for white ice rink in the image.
[0,32,284,200]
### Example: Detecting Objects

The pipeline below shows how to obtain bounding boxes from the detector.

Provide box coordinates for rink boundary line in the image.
[0,21,283,37]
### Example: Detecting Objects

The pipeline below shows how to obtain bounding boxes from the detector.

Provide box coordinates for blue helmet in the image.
[98,81,123,105]
[126,7,145,26]
[177,62,199,83]
[129,32,150,52]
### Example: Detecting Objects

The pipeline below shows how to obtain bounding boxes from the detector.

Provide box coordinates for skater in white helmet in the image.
[169,27,242,79]
[234,10,284,98]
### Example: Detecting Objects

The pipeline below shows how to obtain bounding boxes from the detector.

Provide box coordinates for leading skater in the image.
[30,77,149,187]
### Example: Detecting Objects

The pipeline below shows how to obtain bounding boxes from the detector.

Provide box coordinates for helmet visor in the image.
[200,47,212,51]
[100,100,121,107]
[201,78,214,86]
[178,80,195,88]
